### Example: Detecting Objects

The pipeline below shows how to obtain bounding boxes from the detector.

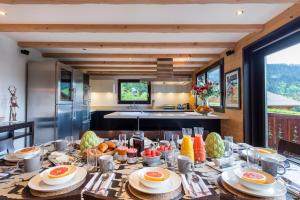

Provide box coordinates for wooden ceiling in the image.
[0,0,297,4]
[0,1,296,78]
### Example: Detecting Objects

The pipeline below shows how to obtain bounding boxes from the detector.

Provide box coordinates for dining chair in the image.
[278,139,300,156]
[0,137,15,155]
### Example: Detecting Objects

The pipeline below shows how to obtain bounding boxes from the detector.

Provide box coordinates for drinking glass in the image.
[246,147,260,169]
[224,136,233,157]
[171,133,180,150]
[166,150,176,170]
[65,136,74,153]
[86,148,98,172]
[119,133,127,147]
[164,131,173,142]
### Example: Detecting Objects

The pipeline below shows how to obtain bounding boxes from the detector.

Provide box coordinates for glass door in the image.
[265,43,300,148]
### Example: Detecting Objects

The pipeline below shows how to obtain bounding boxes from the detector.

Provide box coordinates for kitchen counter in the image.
[104,111,229,119]
[91,106,190,112]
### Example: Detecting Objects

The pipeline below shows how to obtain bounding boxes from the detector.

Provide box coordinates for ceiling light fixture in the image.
[82,48,87,51]
[236,9,244,16]
[0,10,7,16]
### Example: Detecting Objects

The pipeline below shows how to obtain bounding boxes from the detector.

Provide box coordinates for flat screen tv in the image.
[118,79,151,104]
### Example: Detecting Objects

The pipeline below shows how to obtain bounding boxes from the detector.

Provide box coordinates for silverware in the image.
[278,177,300,197]
[84,172,100,191]
[192,174,204,194]
[97,173,110,193]
[117,176,127,196]
[186,173,197,197]
[91,173,106,192]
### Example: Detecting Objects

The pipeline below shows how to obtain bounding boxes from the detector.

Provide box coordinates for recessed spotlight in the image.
[82,48,87,51]
[0,11,7,16]
[236,9,244,16]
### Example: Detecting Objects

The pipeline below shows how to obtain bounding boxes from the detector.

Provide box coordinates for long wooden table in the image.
[0,143,299,200]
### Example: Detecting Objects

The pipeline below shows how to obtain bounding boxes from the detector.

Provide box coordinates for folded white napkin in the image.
[97,173,115,196]
[180,174,211,198]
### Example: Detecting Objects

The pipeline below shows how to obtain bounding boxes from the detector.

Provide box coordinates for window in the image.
[196,59,224,112]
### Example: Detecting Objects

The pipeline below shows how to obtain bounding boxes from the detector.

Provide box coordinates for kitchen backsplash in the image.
[90,79,192,107]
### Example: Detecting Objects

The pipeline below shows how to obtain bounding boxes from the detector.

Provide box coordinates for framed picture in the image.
[225,68,241,109]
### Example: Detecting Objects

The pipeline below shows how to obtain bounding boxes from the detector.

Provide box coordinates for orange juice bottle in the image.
[194,134,206,163]
[181,134,194,162]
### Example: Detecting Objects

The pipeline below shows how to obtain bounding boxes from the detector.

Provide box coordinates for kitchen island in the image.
[91,110,228,133]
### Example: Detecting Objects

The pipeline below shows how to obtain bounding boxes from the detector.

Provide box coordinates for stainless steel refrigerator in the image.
[27,61,90,144]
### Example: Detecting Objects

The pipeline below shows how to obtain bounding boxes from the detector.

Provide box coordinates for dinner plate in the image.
[221,170,286,197]
[241,149,286,162]
[28,167,87,192]
[4,153,23,162]
[128,169,181,194]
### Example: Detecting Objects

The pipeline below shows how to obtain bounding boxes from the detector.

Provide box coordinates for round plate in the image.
[221,170,286,197]
[128,169,181,194]
[28,167,87,192]
[241,149,286,162]
[4,153,23,162]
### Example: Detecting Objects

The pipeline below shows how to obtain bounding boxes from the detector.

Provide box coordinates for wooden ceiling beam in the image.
[62,60,207,65]
[0,24,263,33]
[43,53,219,58]
[62,61,157,65]
[0,0,296,4]
[76,66,197,71]
[18,41,235,48]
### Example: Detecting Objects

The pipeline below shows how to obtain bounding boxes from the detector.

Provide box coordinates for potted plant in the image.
[192,81,219,115]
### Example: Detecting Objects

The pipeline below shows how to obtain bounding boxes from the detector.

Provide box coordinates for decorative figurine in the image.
[8,86,18,122]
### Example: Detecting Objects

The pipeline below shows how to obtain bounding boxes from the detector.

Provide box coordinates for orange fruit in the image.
[242,171,267,184]
[48,166,71,178]
[144,171,165,182]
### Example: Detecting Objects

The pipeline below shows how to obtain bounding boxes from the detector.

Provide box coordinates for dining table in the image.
[0,141,299,200]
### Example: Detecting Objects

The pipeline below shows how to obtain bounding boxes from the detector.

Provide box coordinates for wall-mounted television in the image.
[118,79,151,104]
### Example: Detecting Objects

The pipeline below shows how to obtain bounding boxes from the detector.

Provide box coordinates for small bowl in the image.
[141,151,161,166]
[14,146,41,159]
[138,167,171,189]
[41,165,77,186]
[234,168,275,191]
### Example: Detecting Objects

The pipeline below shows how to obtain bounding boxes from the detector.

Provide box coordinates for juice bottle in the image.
[194,134,206,163]
[181,134,194,162]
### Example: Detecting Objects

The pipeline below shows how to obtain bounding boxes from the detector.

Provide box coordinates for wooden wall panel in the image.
[193,4,300,142]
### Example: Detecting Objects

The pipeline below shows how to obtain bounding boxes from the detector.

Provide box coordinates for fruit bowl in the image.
[194,105,214,115]
[156,145,173,159]
[138,167,170,189]
[14,146,41,159]
[141,150,161,166]
[234,168,275,191]
[41,165,77,186]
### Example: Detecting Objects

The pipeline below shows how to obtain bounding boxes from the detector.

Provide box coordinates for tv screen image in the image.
[118,80,151,104]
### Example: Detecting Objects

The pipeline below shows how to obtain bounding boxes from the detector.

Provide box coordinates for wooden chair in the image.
[0,138,15,154]
[278,139,300,156]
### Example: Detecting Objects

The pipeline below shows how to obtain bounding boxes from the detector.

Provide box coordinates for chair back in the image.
[0,138,15,156]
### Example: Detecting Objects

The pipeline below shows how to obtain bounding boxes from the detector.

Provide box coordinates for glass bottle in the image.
[133,131,144,157]
[180,128,194,162]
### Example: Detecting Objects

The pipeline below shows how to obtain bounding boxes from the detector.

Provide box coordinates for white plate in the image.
[221,170,286,197]
[241,149,286,162]
[137,167,171,189]
[28,167,87,192]
[129,169,181,194]
[4,153,23,162]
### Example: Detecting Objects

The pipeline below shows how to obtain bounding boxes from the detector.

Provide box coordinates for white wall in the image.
[0,34,47,148]
[90,78,191,107]
[0,33,46,122]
